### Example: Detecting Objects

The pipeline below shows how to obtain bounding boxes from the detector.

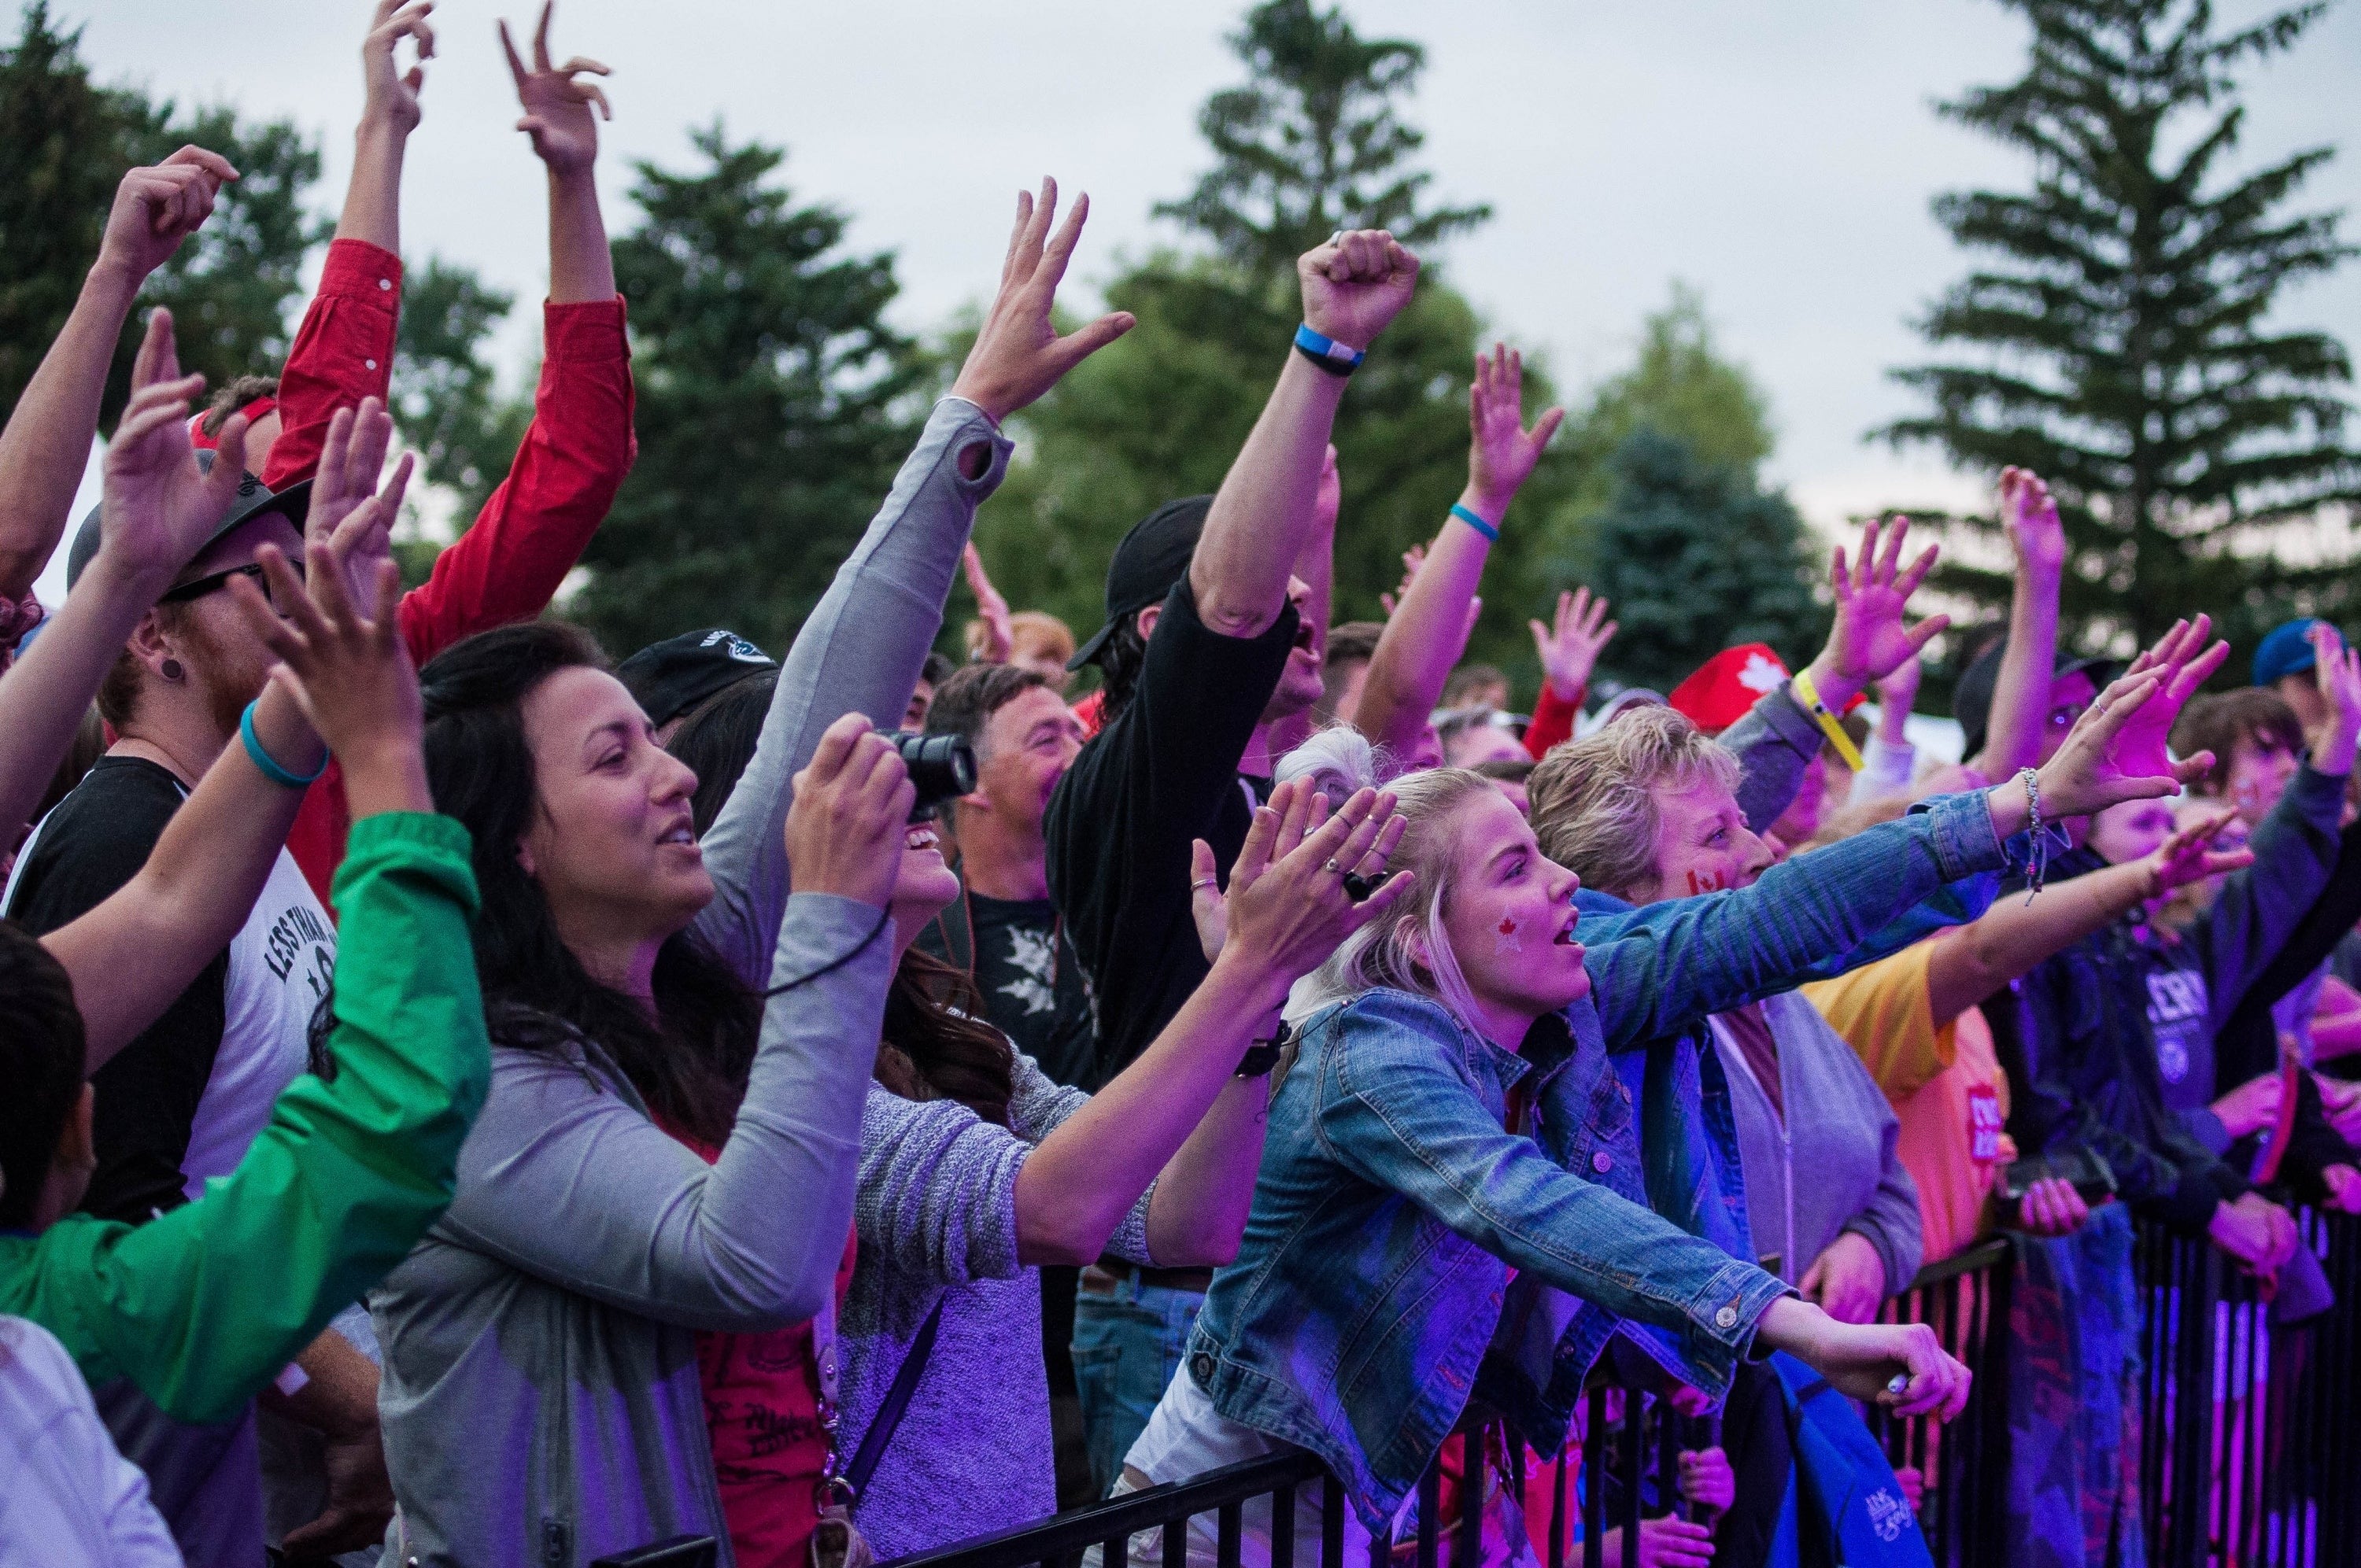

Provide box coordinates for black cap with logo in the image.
[619,628,778,728]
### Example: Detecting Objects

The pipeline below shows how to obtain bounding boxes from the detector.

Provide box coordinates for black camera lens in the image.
[879,729,977,821]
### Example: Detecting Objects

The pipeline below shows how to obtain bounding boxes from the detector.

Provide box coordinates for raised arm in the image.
[1522,588,1616,758]
[1191,231,1419,637]
[0,312,250,839]
[1355,345,1564,755]
[45,430,411,1068]
[1965,467,2066,780]
[690,179,1129,980]
[0,151,235,602]
[260,1,429,489]
[1723,517,1947,832]
[18,518,483,1426]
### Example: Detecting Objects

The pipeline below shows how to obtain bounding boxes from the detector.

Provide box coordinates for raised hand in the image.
[949,179,1134,423]
[1379,543,1424,618]
[1200,780,1412,979]
[2102,614,2231,785]
[1998,465,2066,577]
[501,2,609,178]
[93,310,249,592]
[225,512,424,816]
[785,714,914,909]
[304,399,413,611]
[960,544,1014,664]
[95,147,238,286]
[362,0,436,138]
[1464,343,1565,521]
[2145,806,2253,898]
[1807,515,1947,707]
[2308,622,2361,769]
[1530,587,1616,703]
[1296,229,1420,352]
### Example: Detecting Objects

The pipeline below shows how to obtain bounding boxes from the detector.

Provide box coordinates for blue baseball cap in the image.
[2254,619,2323,687]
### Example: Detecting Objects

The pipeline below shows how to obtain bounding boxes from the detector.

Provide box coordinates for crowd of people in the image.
[3,6,2358,1567]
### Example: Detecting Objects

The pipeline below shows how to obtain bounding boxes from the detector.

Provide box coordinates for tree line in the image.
[2,0,2350,697]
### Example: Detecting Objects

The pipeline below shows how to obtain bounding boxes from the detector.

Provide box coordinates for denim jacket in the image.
[1189,790,2010,1530]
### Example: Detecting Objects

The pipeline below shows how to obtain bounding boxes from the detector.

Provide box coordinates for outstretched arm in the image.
[0,149,235,600]
[1190,231,1419,638]
[260,0,430,488]
[689,179,1130,982]
[1355,345,1564,756]
[1967,467,2066,780]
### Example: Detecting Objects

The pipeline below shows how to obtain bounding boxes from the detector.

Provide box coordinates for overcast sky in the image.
[54,0,2361,547]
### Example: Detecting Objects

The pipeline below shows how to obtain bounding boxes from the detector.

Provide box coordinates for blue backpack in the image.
[1768,1352,1932,1568]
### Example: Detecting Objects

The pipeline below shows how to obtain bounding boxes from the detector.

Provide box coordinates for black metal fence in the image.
[890,1212,2361,1568]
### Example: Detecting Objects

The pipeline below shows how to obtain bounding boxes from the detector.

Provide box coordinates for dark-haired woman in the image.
[369,183,1148,1566]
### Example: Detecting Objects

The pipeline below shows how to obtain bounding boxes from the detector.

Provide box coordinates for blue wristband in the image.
[1450,503,1500,543]
[240,700,326,788]
[1292,323,1365,376]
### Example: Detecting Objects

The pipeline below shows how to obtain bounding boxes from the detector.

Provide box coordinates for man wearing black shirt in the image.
[1044,227,1422,1491]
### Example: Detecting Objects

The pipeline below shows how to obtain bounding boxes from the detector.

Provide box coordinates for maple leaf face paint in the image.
[1495,914,1522,955]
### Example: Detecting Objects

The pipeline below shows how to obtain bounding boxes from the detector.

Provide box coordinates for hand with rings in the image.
[1189,778,1412,969]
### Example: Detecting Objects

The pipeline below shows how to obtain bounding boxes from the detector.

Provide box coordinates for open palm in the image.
[100,311,248,583]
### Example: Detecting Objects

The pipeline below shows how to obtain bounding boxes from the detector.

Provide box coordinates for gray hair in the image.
[1527,705,1739,902]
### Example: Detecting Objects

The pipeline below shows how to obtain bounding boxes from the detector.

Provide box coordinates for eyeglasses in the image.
[159,561,279,610]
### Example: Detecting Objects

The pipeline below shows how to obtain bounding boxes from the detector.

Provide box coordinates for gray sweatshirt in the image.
[1709,989,1924,1296]
[841,1060,1155,1558]
[372,398,1012,1568]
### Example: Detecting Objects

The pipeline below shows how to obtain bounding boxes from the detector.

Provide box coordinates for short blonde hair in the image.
[1528,705,1739,902]
[965,610,1076,666]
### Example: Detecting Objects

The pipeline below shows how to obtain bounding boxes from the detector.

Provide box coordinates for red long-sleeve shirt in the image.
[1523,680,1581,759]
[264,239,638,906]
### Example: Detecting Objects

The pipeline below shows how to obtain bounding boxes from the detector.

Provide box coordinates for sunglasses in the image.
[158,561,283,610]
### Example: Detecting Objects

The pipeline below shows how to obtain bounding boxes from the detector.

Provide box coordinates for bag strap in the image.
[843,1296,948,1499]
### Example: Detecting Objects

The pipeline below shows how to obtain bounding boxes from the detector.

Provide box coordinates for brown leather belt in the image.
[1080,1258,1215,1295]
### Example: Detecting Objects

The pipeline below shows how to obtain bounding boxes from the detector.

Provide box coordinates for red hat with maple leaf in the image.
[1667,644,1790,736]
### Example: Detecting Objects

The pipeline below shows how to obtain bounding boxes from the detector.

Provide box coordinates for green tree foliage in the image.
[392,258,527,521]
[573,125,922,656]
[1576,428,1827,690]
[0,5,323,430]
[1883,0,2357,662]
[970,0,1526,669]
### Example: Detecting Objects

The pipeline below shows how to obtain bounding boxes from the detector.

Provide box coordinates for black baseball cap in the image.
[619,628,777,728]
[1067,495,1214,671]
[66,452,312,593]
[1953,641,2117,762]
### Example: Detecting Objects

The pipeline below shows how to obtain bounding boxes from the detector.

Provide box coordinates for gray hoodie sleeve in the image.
[1840,1086,1925,1300]
[1720,684,1828,835]
[691,399,1013,983]
[435,893,894,1333]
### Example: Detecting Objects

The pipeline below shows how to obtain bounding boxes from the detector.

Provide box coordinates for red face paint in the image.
[1684,869,1728,896]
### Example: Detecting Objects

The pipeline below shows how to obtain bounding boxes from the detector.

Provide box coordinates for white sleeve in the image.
[0,1317,181,1566]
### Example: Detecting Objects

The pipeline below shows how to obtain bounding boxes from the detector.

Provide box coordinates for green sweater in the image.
[0,811,489,1425]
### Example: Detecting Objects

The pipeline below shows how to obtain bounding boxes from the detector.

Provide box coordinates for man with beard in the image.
[1044,227,1421,1492]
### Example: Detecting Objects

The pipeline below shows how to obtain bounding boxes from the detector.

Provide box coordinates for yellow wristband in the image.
[1789,668,1865,773]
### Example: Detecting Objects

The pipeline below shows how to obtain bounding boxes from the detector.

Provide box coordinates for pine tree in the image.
[1884,0,2357,659]
[575,126,922,657]
[1579,430,1827,692]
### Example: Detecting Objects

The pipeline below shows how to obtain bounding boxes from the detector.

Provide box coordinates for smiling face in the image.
[971,684,1086,833]
[515,667,713,965]
[1643,772,1775,904]
[1432,787,1591,1025]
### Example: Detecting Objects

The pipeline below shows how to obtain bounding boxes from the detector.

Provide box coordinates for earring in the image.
[160,659,184,682]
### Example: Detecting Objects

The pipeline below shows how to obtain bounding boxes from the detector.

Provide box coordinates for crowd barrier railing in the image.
[885,1212,2359,1568]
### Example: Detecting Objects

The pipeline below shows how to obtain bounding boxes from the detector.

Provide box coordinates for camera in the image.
[878,729,977,821]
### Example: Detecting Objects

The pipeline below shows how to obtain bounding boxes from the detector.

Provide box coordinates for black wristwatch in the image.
[1237,1020,1291,1078]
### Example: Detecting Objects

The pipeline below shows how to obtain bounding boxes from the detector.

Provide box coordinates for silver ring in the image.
[1324,858,1344,874]
[1190,876,1218,892]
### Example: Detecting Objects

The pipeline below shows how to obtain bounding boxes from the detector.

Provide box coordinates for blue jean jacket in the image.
[1187,790,2008,1531]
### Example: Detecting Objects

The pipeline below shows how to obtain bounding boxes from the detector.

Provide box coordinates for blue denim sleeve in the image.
[1314,996,1787,1391]
[1581,790,2008,1050]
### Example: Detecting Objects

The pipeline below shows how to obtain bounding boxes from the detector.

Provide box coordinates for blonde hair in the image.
[1528,705,1739,902]
[964,609,1076,666]
[1294,768,1500,1033]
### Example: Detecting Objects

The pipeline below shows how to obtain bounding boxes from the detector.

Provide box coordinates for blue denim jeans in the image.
[1070,1272,1205,1496]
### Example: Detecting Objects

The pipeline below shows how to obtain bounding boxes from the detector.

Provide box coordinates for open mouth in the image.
[1553,910,1581,947]
[657,822,698,850]
[906,824,940,854]
[1292,622,1317,655]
